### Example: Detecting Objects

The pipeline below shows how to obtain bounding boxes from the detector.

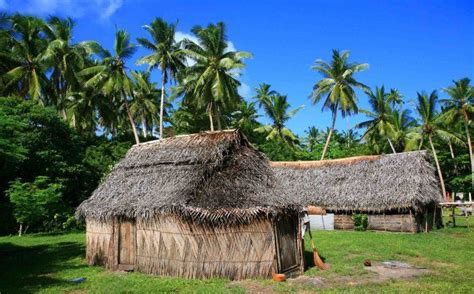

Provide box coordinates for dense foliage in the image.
[0,13,472,235]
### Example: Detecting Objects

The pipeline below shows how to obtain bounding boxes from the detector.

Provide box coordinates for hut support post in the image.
[424,211,428,233]
[432,205,437,230]
[452,206,456,227]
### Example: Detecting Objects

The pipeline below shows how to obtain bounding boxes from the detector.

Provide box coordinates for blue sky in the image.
[3,0,473,136]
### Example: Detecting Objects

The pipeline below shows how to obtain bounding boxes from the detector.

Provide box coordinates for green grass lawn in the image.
[0,214,473,293]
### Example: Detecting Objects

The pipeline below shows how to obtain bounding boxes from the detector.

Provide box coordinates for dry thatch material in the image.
[271,151,443,212]
[135,215,276,279]
[76,130,298,224]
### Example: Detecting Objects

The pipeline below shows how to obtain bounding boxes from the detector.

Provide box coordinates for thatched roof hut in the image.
[77,130,304,279]
[271,151,443,232]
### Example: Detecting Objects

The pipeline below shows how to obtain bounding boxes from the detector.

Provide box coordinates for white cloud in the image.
[100,0,124,19]
[174,31,199,45]
[238,82,251,98]
[6,0,124,20]
[175,31,239,67]
[175,31,237,52]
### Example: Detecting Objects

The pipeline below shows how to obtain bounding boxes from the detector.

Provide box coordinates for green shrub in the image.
[6,176,63,235]
[352,214,368,231]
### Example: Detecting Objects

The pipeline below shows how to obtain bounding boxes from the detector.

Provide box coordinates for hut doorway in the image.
[275,217,299,273]
[117,220,136,271]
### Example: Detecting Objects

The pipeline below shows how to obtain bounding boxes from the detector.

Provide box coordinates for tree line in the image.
[0,13,472,235]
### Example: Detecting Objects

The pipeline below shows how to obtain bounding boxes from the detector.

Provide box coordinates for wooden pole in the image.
[424,211,428,233]
[452,206,456,227]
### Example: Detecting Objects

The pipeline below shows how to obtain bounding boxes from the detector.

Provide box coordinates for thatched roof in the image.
[76,130,298,224]
[271,151,443,212]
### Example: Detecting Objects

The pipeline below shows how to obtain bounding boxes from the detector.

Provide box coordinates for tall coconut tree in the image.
[2,15,49,102]
[181,22,251,131]
[356,86,398,153]
[442,78,474,185]
[231,100,259,130]
[130,70,160,137]
[255,93,303,144]
[42,16,100,119]
[391,109,416,152]
[310,49,369,160]
[253,83,276,107]
[79,29,140,144]
[136,18,185,139]
[411,91,465,198]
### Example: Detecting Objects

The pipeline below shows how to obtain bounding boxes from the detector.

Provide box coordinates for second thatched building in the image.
[272,151,443,232]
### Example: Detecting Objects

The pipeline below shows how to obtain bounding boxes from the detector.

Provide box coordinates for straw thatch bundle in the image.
[271,151,443,213]
[76,130,298,224]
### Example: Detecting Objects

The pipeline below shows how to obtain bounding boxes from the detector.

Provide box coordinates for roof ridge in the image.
[132,129,239,147]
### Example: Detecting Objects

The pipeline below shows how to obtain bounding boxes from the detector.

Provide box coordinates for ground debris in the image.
[288,275,326,287]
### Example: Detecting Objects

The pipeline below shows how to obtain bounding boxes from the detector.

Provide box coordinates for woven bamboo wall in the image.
[334,213,420,232]
[368,214,417,232]
[334,214,354,230]
[135,215,277,279]
[86,219,114,268]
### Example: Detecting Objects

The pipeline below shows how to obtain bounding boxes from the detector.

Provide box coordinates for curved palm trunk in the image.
[429,135,446,199]
[208,103,214,131]
[159,76,166,139]
[448,142,455,159]
[418,137,424,150]
[123,90,140,145]
[141,115,147,138]
[216,105,222,130]
[463,110,473,187]
[321,110,337,160]
[387,138,397,154]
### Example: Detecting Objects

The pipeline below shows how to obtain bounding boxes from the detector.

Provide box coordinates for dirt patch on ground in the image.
[229,280,276,293]
[365,262,429,283]
[232,261,430,292]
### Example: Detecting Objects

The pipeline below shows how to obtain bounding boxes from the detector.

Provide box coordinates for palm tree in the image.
[255,93,303,144]
[181,22,251,131]
[231,100,259,129]
[136,18,185,139]
[442,78,474,185]
[42,16,100,120]
[411,91,465,197]
[305,126,322,152]
[310,49,369,160]
[253,83,276,107]
[391,109,416,152]
[130,71,160,137]
[79,29,140,144]
[2,15,49,102]
[341,129,360,148]
[356,86,398,153]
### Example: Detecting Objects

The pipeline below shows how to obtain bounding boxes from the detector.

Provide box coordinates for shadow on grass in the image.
[0,241,86,293]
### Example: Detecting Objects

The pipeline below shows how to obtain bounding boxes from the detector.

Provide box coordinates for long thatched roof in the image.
[76,130,298,224]
[271,151,443,212]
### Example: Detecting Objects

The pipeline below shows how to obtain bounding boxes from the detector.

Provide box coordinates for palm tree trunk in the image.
[216,105,222,130]
[448,142,455,159]
[463,110,473,187]
[418,137,424,150]
[429,135,447,199]
[321,110,337,160]
[159,76,166,139]
[123,91,140,145]
[141,115,147,138]
[18,223,22,237]
[208,103,214,131]
[387,138,397,154]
